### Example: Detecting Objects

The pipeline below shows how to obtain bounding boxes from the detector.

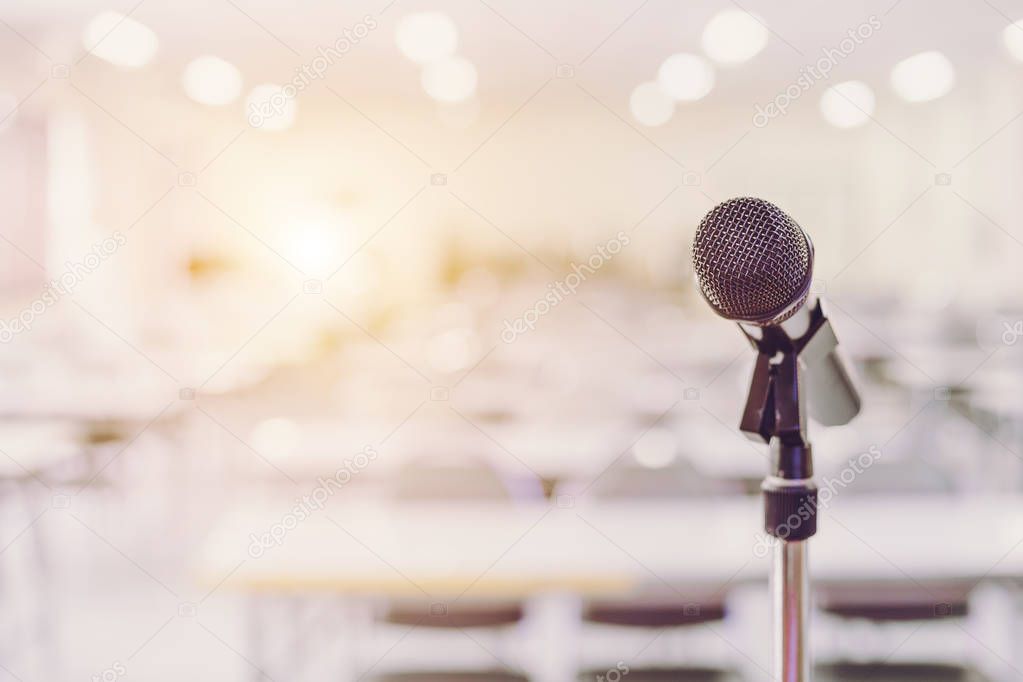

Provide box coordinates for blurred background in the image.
[3,0,1023,680]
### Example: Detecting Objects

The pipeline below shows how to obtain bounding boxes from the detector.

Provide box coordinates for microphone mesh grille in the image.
[691,197,812,324]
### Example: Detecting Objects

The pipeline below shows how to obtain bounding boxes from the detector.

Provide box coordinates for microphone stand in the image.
[739,301,833,682]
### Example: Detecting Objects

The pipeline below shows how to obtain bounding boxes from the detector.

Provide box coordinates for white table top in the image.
[0,420,83,477]
[0,382,187,422]
[198,495,1023,597]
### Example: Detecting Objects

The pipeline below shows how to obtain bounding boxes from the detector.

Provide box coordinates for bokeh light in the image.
[396,12,458,64]
[657,53,715,102]
[890,51,955,102]
[820,80,875,129]
[701,9,768,65]
[82,11,158,68]
[421,56,478,103]
[1003,20,1023,61]
[630,81,675,126]
[182,56,243,107]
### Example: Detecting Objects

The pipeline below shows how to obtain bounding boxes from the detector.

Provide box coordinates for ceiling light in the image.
[630,81,674,127]
[701,9,768,65]
[396,12,458,63]
[1003,20,1023,61]
[82,11,158,68]
[820,80,875,128]
[421,56,477,103]
[657,53,715,101]
[890,51,955,102]
[281,205,350,276]
[183,56,243,107]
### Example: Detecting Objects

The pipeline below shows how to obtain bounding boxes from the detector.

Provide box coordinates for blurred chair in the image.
[383,600,524,629]
[370,673,527,682]
[574,455,746,501]
[815,663,990,681]
[576,592,739,681]
[830,456,956,496]
[968,384,1023,492]
[559,450,744,678]
[361,454,537,680]
[576,669,740,681]
[817,581,970,621]
[877,345,994,492]
[814,581,977,676]
[359,598,528,681]
[391,453,544,503]
[583,598,724,627]
[0,419,87,681]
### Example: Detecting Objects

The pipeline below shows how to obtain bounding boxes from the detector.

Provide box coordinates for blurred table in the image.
[200,495,1023,594]
[200,496,1023,681]
[0,377,182,422]
[0,420,82,479]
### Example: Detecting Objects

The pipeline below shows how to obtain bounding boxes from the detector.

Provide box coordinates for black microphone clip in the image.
[738,301,848,541]
[737,299,833,452]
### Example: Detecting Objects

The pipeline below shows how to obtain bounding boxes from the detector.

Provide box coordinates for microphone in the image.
[691,197,861,427]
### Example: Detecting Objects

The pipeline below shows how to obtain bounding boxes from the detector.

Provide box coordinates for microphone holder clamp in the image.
[737,300,834,542]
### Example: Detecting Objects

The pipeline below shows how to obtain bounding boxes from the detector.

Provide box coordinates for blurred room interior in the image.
[3,0,1023,680]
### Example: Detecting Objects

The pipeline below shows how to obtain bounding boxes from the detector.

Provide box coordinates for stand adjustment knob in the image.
[763,483,818,541]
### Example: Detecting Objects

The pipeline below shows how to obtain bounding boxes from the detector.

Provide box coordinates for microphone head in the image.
[691,197,814,326]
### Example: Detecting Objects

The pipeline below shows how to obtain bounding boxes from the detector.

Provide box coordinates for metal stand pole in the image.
[774,539,810,682]
[763,461,816,682]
